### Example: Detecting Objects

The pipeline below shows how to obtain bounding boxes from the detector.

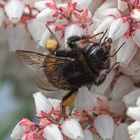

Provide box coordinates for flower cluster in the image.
[6,0,140,140]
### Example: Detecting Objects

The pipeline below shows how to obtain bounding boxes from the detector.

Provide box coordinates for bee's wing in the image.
[16,50,73,91]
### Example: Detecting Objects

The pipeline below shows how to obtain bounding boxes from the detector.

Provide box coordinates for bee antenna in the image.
[46,24,59,42]
[107,41,126,57]
[99,29,108,44]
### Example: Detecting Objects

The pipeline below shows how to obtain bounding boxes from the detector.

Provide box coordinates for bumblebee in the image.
[16,30,125,111]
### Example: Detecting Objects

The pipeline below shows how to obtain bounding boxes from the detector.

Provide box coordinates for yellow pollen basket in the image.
[62,94,75,106]
[45,39,58,51]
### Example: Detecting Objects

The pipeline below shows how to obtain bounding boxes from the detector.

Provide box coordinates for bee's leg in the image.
[67,32,103,49]
[95,71,107,86]
[95,62,119,85]
[62,90,77,114]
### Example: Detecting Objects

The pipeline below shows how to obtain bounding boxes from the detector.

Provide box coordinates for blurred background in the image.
[0,43,38,140]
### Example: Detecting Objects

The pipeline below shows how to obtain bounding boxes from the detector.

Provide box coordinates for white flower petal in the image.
[94,16,113,36]
[33,92,53,116]
[114,124,129,140]
[74,86,95,112]
[43,124,63,140]
[94,8,121,21]
[131,9,140,21]
[98,0,117,10]
[135,131,140,140]
[36,8,56,22]
[61,118,84,140]
[109,100,126,115]
[28,19,46,42]
[95,70,115,95]
[128,121,140,135]
[136,96,140,106]
[94,114,114,139]
[48,98,61,111]
[5,0,24,23]
[35,0,52,10]
[123,89,140,107]
[6,24,28,51]
[84,129,93,140]
[111,75,134,100]
[119,59,140,76]
[127,106,140,121]
[108,18,129,40]
[116,36,137,66]
[118,0,128,11]
[133,29,140,48]
[11,120,26,139]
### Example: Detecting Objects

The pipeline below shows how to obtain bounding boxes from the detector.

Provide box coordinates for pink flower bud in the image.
[61,118,84,140]
[94,114,114,139]
[5,0,24,23]
[33,92,53,116]
[43,124,64,140]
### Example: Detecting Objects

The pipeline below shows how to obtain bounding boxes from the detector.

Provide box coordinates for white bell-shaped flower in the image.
[36,8,56,22]
[113,123,129,140]
[27,19,46,42]
[95,70,115,94]
[127,106,140,121]
[108,18,129,40]
[131,9,140,21]
[11,120,26,139]
[94,114,114,139]
[123,89,140,107]
[33,92,53,116]
[6,24,28,51]
[43,124,64,140]
[111,75,134,100]
[119,59,140,76]
[5,0,24,23]
[109,100,126,115]
[74,86,95,112]
[133,29,140,48]
[94,16,113,36]
[116,36,137,66]
[84,129,93,140]
[118,0,128,11]
[128,121,140,135]
[61,118,84,140]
